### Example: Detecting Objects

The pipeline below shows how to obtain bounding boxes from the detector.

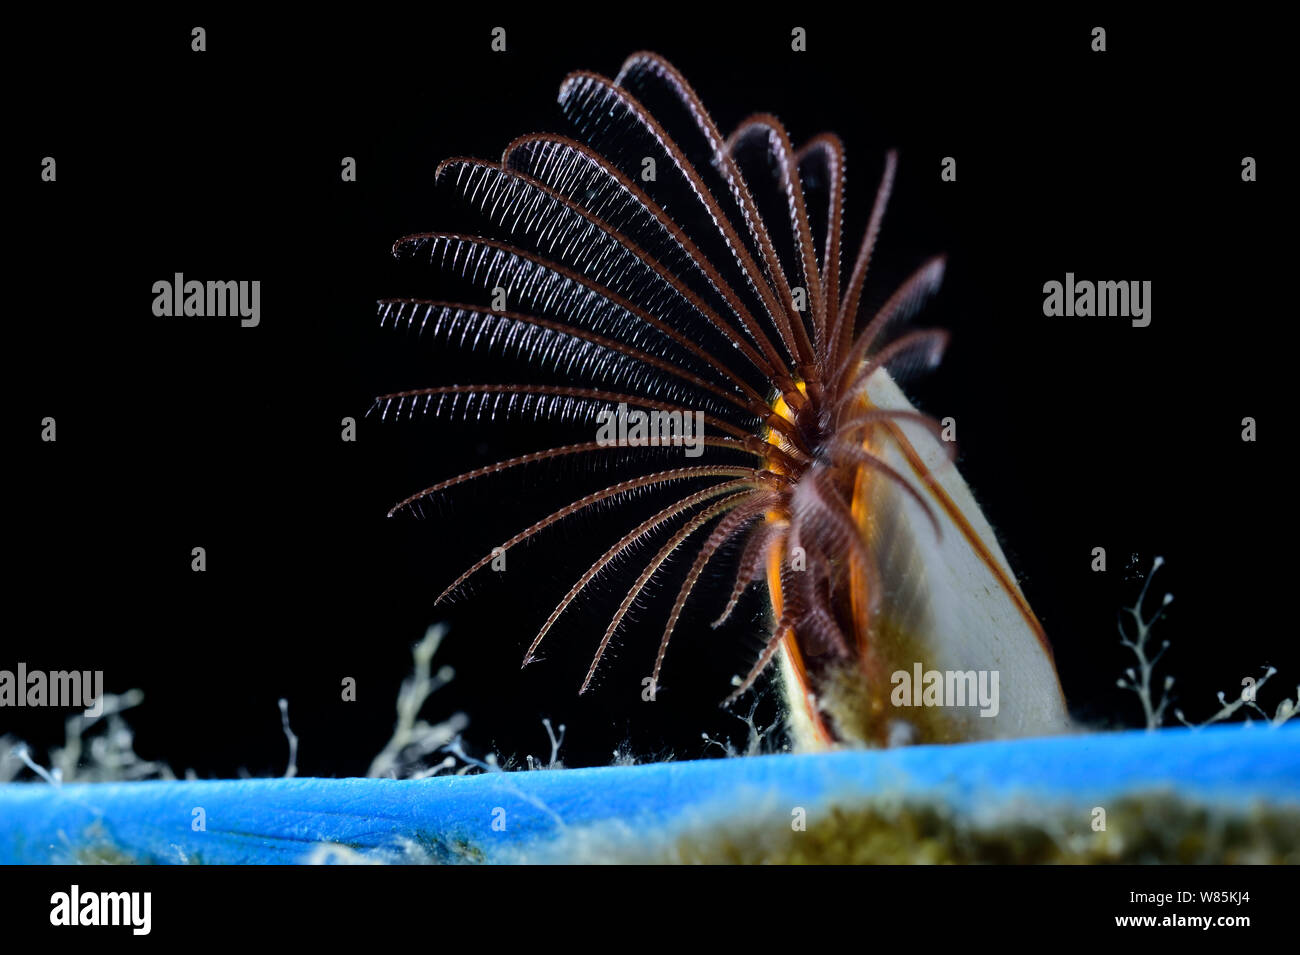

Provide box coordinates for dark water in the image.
[10,11,1290,777]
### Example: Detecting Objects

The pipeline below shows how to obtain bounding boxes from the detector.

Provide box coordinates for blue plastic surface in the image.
[1,725,1295,863]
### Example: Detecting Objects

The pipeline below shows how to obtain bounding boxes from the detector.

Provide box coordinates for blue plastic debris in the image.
[1,725,1295,863]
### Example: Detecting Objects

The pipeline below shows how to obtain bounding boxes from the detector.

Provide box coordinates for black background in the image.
[7,864,1294,940]
[11,11,1291,778]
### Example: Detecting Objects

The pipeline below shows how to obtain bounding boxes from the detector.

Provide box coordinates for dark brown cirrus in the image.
[372,53,1070,749]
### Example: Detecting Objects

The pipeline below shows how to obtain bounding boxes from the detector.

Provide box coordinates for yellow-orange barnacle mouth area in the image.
[757,385,944,750]
[757,380,816,744]
[761,380,809,476]
[758,380,869,748]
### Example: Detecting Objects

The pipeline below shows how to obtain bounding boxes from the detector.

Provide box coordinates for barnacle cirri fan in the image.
[372,52,1071,750]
